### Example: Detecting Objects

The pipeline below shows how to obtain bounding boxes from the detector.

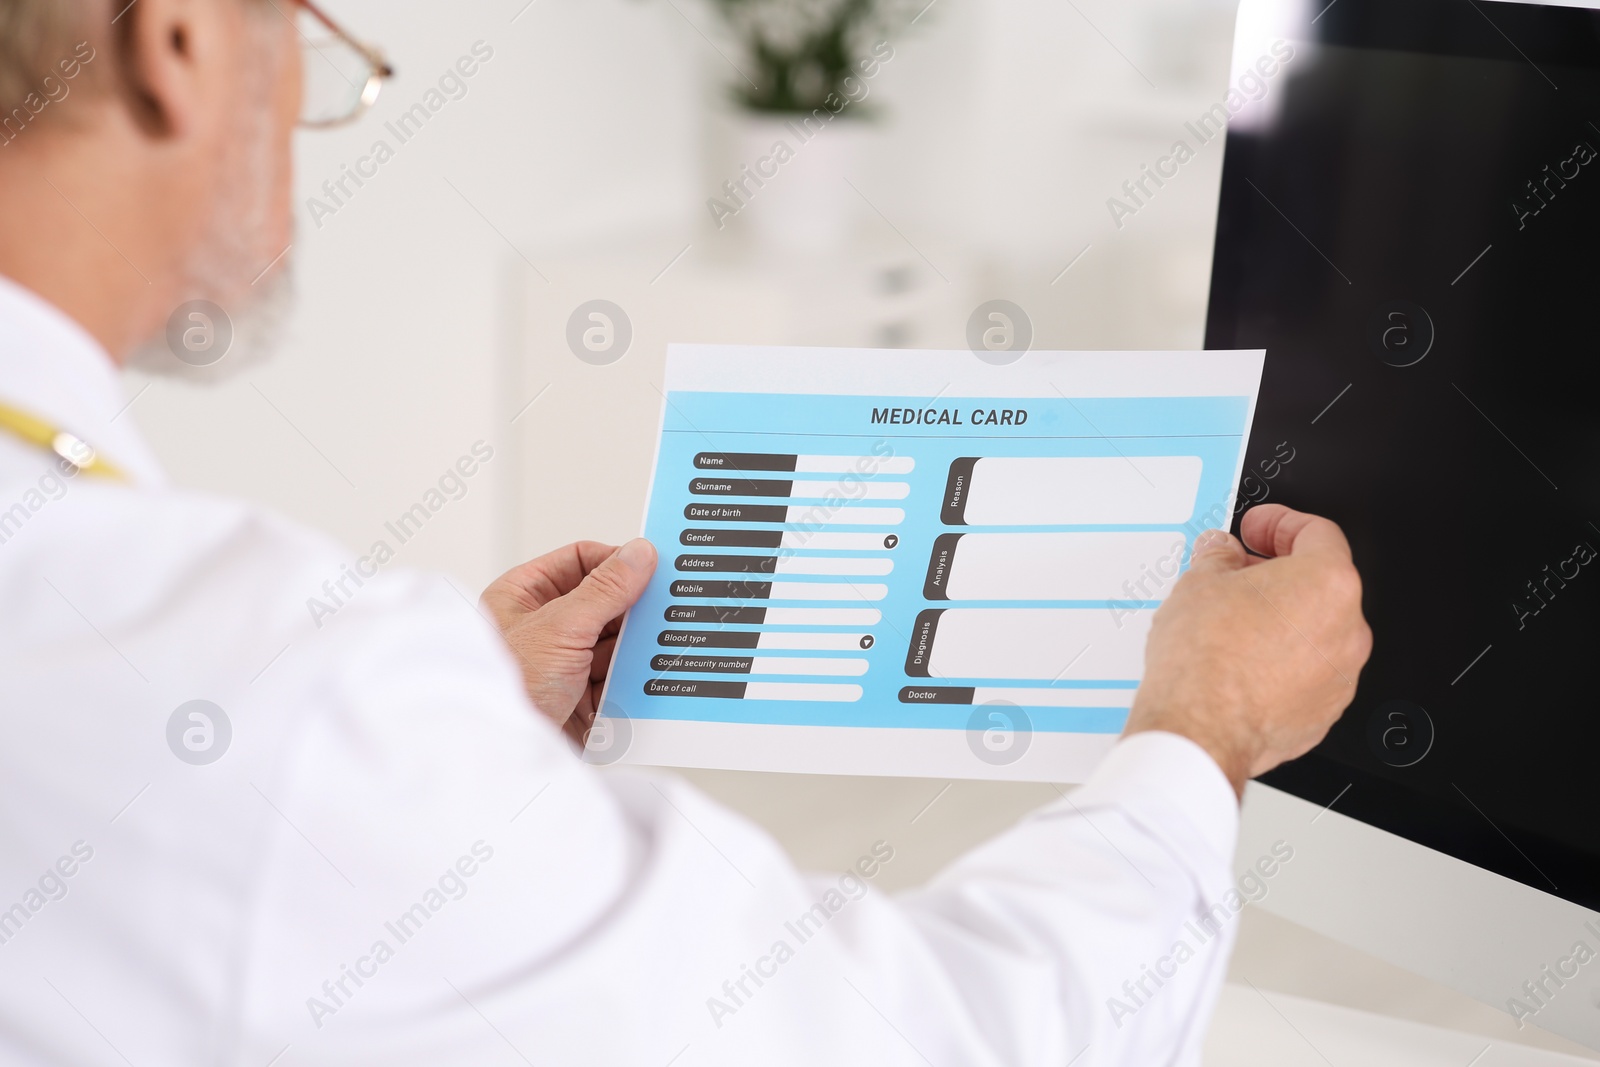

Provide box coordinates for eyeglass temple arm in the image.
[294,0,392,74]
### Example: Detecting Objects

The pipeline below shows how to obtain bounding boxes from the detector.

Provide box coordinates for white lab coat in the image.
[0,275,1238,1066]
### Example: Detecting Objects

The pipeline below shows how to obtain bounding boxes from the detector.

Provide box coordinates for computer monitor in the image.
[1207,0,1600,1048]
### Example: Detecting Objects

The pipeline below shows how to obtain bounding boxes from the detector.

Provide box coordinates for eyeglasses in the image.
[290,0,394,128]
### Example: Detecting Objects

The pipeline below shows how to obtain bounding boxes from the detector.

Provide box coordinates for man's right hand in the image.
[1124,504,1373,798]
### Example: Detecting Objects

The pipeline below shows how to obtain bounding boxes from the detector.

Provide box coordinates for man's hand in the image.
[480,539,657,743]
[1124,504,1373,798]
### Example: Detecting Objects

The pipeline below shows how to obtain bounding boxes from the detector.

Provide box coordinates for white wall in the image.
[129,0,1240,592]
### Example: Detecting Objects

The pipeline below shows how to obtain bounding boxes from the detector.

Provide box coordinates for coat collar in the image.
[0,274,167,487]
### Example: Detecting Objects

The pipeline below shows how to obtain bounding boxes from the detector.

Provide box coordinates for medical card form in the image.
[595,346,1265,781]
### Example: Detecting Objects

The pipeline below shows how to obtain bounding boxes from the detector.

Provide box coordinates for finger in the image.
[1185,528,1248,572]
[565,699,596,747]
[1240,504,1353,562]
[488,541,620,610]
[541,538,657,644]
[590,635,618,681]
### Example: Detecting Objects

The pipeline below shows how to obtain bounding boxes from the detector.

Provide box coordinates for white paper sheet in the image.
[592,345,1265,781]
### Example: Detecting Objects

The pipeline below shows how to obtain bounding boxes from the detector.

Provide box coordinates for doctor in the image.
[0,1,1370,1064]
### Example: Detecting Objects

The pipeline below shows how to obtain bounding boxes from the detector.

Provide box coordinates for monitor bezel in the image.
[1207,0,1600,913]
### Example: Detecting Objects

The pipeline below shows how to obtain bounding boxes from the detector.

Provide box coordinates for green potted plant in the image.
[709,0,908,114]
[696,0,920,249]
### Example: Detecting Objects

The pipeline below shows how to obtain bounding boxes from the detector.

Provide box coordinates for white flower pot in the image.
[721,111,870,253]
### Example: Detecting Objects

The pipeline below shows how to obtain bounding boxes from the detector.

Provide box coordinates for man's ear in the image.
[116,0,217,138]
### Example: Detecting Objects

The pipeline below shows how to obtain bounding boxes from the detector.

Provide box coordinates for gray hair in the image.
[0,1,94,112]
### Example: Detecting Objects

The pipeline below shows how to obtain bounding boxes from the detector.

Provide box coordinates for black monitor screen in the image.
[1206,0,1600,908]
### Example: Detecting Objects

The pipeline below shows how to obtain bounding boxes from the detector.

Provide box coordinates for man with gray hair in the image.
[0,1,1370,1063]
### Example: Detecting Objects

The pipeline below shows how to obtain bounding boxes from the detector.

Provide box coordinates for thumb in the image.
[545,538,656,641]
[1186,528,1248,573]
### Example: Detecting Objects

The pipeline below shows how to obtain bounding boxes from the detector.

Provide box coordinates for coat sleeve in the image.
[236,572,1241,1067]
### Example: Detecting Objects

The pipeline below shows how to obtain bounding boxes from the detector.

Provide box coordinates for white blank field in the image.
[763,608,881,625]
[770,582,887,602]
[928,608,1153,681]
[788,480,910,500]
[946,532,1186,600]
[775,556,893,576]
[783,506,903,525]
[756,633,871,651]
[970,687,1135,708]
[749,657,867,676]
[964,456,1202,525]
[796,456,915,475]
[744,682,863,702]
[777,532,898,551]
